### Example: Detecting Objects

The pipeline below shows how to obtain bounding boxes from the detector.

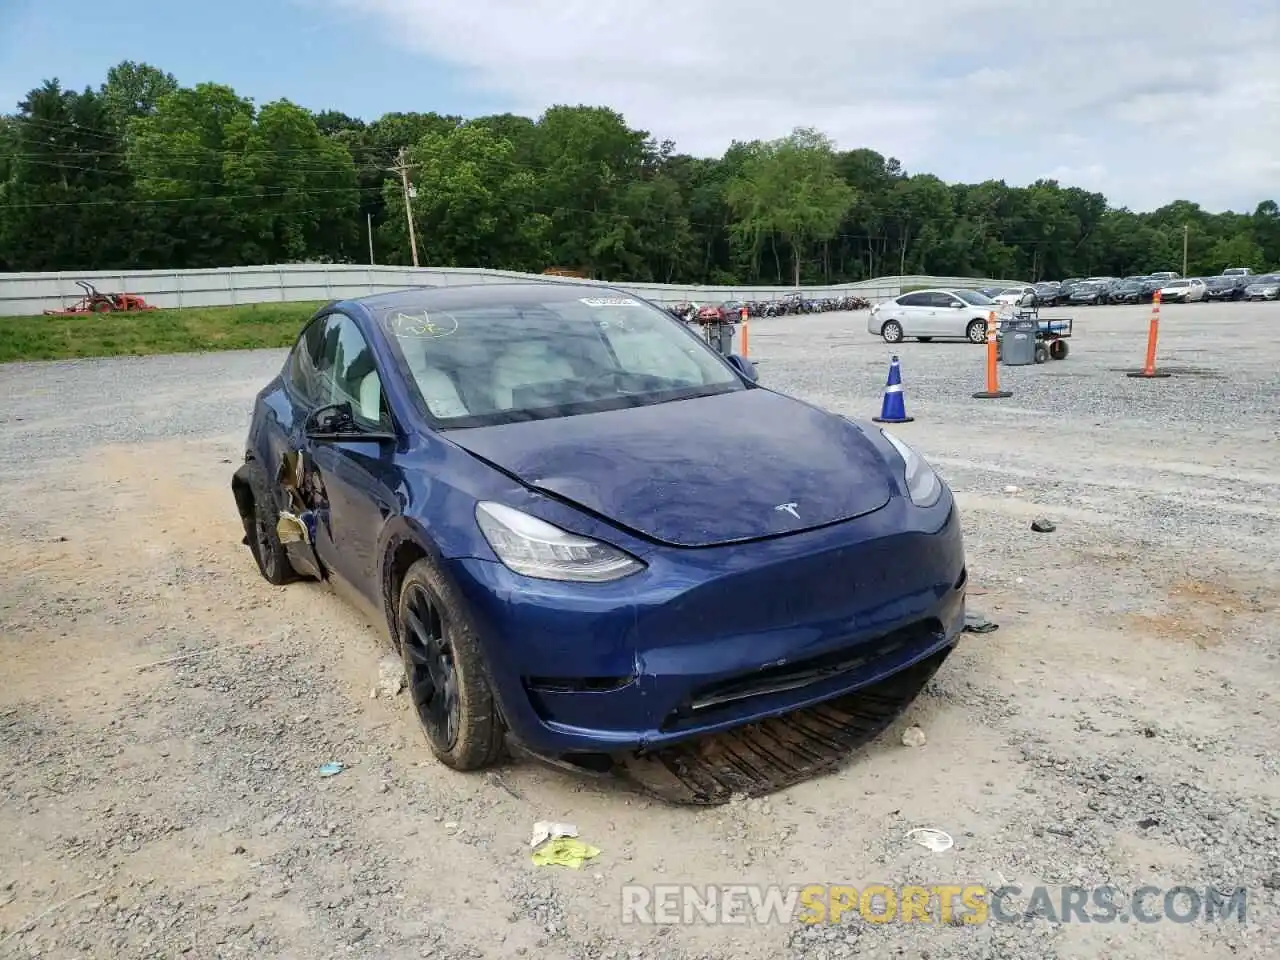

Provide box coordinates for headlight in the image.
[475,502,645,582]
[879,429,942,507]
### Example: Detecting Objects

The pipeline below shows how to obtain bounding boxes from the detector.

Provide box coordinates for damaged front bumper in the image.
[447,494,966,760]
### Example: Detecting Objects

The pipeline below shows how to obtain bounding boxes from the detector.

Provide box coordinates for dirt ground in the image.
[2,301,1277,959]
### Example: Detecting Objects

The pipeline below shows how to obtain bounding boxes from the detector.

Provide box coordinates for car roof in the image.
[344,280,633,315]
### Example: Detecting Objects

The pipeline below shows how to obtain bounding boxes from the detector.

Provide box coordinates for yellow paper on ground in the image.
[531,837,601,868]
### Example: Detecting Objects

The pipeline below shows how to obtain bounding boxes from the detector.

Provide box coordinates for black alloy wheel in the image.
[401,583,461,752]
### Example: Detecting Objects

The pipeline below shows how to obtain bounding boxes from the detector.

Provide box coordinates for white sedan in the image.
[992,285,1036,306]
[1158,279,1207,302]
[867,288,1001,344]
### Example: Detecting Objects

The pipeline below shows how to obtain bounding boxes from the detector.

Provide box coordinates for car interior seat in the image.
[490,341,577,410]
[401,351,471,420]
[356,370,384,424]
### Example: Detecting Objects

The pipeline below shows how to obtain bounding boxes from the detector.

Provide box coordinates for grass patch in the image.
[0,301,325,362]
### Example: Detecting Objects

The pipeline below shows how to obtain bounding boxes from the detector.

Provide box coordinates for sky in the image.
[1,0,1277,214]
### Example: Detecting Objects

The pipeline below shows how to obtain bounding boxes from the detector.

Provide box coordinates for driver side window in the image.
[312,313,391,428]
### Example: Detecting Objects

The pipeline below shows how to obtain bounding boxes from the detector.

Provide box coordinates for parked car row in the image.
[979,270,1280,306]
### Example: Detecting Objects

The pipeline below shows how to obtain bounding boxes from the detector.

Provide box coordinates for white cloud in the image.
[334,0,1279,212]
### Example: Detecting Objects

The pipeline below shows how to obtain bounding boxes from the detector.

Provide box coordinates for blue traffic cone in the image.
[872,355,914,423]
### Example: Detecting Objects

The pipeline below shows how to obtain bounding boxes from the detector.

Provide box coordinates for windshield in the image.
[375,292,746,429]
[1249,275,1279,285]
[1117,282,1141,290]
[1164,281,1188,288]
[1207,277,1235,287]
[952,289,996,305]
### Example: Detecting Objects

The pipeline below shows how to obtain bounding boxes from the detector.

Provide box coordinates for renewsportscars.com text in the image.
[621,884,1249,926]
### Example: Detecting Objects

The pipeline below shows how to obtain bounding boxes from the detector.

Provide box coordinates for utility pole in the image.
[391,146,420,268]
[367,212,375,265]
[1182,224,1189,277]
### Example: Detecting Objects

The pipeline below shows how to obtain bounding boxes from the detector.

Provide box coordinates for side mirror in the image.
[726,353,759,383]
[305,402,396,442]
[951,301,965,308]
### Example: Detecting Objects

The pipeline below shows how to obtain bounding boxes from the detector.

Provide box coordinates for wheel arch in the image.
[379,518,453,649]
[231,462,262,536]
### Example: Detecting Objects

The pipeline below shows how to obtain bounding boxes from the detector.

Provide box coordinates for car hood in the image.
[445,389,895,548]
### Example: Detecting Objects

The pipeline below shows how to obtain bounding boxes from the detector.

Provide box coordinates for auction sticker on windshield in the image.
[580,297,639,307]
[382,309,459,340]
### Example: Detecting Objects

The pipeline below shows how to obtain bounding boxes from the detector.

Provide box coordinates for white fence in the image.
[0,264,1025,317]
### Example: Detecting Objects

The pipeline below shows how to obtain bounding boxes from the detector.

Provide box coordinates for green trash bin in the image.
[1000,318,1037,366]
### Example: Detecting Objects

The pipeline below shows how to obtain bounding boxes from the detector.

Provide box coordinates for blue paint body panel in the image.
[237,284,967,756]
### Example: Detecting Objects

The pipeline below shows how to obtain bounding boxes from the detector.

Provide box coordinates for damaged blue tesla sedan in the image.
[232,283,966,775]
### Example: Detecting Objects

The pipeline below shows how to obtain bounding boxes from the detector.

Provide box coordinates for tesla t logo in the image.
[775,502,800,519]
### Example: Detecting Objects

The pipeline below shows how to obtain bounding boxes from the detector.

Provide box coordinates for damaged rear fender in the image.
[231,459,324,580]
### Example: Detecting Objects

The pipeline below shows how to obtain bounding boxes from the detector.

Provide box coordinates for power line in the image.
[0,184,380,209]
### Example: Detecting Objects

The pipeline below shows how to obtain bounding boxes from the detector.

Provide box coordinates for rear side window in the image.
[897,293,930,307]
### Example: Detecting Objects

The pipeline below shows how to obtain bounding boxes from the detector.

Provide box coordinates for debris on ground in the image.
[0,885,102,951]
[963,612,999,634]
[901,725,927,747]
[532,837,601,869]
[318,762,344,778]
[906,828,954,852]
[529,821,600,868]
[486,771,523,800]
[1031,517,1057,533]
[1003,485,1021,494]
[530,821,578,848]
[373,657,405,699]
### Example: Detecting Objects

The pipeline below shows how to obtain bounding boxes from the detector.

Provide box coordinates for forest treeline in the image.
[3,61,1278,284]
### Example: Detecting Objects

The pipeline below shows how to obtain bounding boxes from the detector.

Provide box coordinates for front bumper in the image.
[447,493,966,757]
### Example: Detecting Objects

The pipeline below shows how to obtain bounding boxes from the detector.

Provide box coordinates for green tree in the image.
[128,86,358,265]
[100,61,178,132]
[2,59,1277,282]
[726,128,855,285]
[381,121,548,270]
[531,105,649,276]
[0,80,138,271]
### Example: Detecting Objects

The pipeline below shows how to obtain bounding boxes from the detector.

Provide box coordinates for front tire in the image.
[881,320,904,343]
[398,557,505,771]
[966,320,986,344]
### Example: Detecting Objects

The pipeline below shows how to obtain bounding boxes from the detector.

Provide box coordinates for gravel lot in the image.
[2,300,1277,960]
